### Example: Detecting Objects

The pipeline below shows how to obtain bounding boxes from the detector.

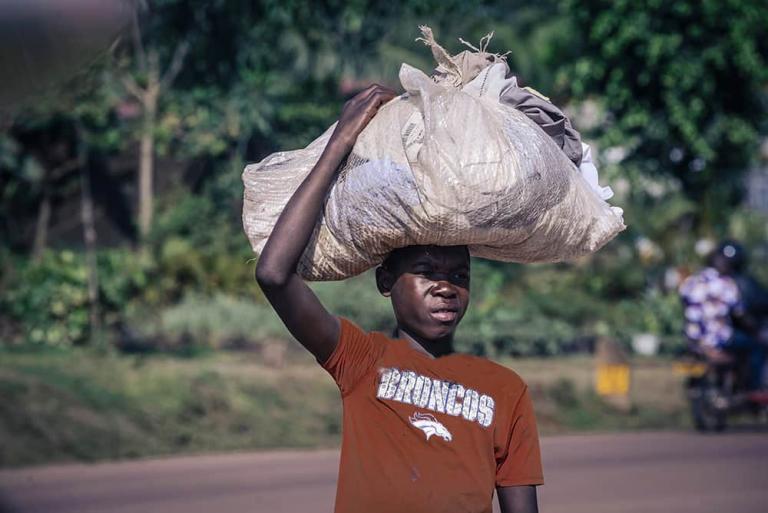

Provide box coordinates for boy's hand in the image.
[328,84,398,152]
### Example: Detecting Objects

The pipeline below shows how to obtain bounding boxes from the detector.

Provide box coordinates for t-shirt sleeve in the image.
[321,317,383,396]
[495,385,544,487]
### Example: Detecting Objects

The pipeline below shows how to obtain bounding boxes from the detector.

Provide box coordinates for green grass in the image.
[0,350,690,467]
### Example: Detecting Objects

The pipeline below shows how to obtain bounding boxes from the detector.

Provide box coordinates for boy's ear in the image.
[375,266,394,297]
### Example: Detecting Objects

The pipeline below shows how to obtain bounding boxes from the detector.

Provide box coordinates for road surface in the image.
[1,432,767,513]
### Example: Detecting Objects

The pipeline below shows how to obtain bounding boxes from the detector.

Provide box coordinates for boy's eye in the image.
[452,272,469,284]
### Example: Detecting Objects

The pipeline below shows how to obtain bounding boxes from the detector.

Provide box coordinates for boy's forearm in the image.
[255,136,351,286]
[497,485,538,513]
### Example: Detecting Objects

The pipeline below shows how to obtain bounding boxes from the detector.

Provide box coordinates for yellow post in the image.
[594,337,631,410]
[596,364,630,395]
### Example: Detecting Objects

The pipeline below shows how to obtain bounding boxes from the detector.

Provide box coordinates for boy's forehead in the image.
[389,245,469,267]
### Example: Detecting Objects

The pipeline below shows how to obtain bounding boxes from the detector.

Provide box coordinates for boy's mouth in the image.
[429,307,458,323]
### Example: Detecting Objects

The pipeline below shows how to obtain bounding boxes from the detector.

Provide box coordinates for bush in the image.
[146,293,290,351]
[1,249,151,348]
[150,192,259,301]
[604,289,684,353]
[2,250,90,347]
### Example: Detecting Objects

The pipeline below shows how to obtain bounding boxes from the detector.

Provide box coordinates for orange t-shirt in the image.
[322,318,543,513]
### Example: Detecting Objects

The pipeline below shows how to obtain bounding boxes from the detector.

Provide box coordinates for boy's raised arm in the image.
[255,85,397,363]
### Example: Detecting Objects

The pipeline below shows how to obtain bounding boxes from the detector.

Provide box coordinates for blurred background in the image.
[1,0,767,491]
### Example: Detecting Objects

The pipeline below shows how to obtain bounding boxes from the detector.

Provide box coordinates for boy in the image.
[256,84,543,513]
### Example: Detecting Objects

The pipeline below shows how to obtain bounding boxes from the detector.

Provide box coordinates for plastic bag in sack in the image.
[243,41,624,281]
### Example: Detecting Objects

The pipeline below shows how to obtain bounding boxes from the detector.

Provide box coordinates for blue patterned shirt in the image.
[679,268,742,348]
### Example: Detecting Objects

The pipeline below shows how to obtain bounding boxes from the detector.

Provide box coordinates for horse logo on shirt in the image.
[409,412,452,442]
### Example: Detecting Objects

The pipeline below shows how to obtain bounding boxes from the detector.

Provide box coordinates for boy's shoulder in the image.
[451,352,529,393]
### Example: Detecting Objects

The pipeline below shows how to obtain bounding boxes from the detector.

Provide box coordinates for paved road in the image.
[1,432,767,513]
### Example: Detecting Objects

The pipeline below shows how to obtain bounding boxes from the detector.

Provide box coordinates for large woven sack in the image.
[243,36,625,281]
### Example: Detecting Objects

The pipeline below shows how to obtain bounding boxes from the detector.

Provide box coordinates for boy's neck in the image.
[396,327,455,358]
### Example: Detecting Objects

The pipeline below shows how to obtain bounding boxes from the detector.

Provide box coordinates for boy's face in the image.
[376,245,470,342]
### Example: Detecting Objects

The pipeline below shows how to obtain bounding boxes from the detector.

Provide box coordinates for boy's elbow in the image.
[255,263,289,289]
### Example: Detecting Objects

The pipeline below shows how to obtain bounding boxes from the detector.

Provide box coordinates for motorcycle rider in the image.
[679,240,768,390]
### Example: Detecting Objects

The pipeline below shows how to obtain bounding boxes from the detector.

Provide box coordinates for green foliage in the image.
[1,251,151,347]
[94,250,153,327]
[150,294,289,350]
[455,263,574,356]
[2,251,90,347]
[602,290,684,351]
[562,0,768,221]
[153,233,245,301]
[148,187,260,301]
[457,260,681,356]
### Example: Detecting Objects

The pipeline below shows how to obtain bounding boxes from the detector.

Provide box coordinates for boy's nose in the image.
[431,280,457,297]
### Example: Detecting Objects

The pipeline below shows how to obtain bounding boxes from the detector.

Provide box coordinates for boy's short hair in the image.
[380,245,470,272]
[380,246,409,271]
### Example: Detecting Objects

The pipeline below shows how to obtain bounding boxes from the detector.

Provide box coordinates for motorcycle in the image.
[675,348,768,432]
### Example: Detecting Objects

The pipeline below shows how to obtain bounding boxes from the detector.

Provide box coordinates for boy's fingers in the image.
[342,85,398,127]
[366,89,398,107]
[371,86,398,99]
[353,84,396,105]
[349,84,380,105]
[362,94,395,118]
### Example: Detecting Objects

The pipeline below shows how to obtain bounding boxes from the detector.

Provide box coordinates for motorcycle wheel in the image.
[689,380,727,432]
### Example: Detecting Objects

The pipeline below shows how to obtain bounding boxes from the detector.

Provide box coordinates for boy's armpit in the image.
[322,317,385,396]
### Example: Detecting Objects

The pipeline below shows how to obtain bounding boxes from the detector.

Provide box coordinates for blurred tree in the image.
[119,2,189,243]
[563,0,768,231]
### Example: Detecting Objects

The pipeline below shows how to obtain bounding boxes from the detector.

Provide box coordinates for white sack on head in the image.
[242,29,625,281]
